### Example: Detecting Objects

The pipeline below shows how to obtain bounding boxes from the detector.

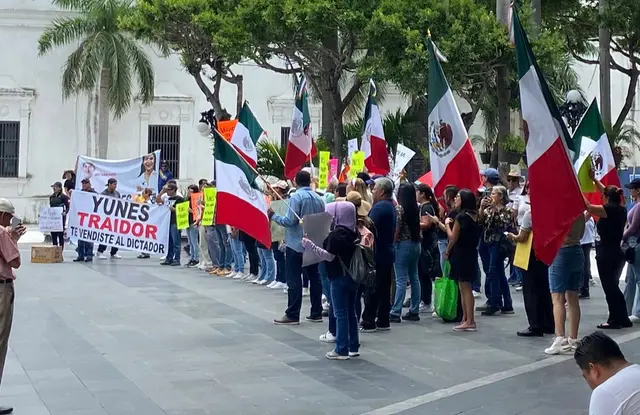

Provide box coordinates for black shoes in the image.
[402,312,420,322]
[274,315,300,325]
[389,314,402,323]
[305,316,323,323]
[517,327,544,337]
[0,406,13,414]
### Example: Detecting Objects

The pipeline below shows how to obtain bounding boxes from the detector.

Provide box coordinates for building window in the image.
[0,122,20,178]
[280,126,290,149]
[148,125,180,178]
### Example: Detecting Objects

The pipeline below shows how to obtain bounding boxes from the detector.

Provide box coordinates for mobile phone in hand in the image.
[10,216,21,230]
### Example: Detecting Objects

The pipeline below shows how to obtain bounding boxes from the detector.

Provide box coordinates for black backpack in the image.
[339,240,376,288]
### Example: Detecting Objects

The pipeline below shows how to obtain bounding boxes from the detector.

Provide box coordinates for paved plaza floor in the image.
[3,241,640,415]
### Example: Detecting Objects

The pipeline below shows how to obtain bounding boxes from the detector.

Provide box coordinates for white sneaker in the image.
[322,301,330,312]
[303,287,310,297]
[419,302,433,314]
[232,272,244,280]
[322,294,327,304]
[111,254,122,259]
[272,282,287,289]
[349,351,360,357]
[97,253,108,260]
[227,271,238,278]
[251,278,261,284]
[432,311,439,318]
[473,291,481,298]
[266,281,277,288]
[160,256,166,261]
[567,337,579,351]
[258,279,270,286]
[319,331,336,343]
[544,336,571,355]
[629,315,640,323]
[515,285,523,292]
[242,273,254,281]
[326,351,349,360]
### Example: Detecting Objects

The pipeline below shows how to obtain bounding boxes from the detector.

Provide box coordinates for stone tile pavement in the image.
[3,244,639,415]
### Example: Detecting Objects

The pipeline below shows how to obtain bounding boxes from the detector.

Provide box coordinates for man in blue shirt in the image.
[270,170,326,325]
[361,177,397,332]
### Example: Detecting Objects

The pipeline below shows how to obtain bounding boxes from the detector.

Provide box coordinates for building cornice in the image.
[0,9,76,28]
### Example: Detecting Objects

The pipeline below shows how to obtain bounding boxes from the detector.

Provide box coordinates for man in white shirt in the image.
[574,331,640,415]
[580,213,596,299]
[506,170,523,209]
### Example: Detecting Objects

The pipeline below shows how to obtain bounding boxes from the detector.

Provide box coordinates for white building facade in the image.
[1,0,638,221]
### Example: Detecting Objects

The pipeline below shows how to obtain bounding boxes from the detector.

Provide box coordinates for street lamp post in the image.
[559,90,587,132]
[197,109,216,137]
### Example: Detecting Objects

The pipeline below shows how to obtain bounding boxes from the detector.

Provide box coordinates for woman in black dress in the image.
[443,189,481,332]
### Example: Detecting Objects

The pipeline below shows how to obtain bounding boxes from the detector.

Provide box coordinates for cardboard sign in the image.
[201,187,217,226]
[349,151,365,179]
[513,231,533,270]
[38,207,64,232]
[191,192,203,221]
[318,151,330,189]
[218,120,238,141]
[329,158,338,181]
[175,201,190,230]
[347,139,358,160]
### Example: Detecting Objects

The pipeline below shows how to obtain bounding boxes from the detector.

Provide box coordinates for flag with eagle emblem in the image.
[228,102,264,168]
[427,34,480,198]
[214,131,271,248]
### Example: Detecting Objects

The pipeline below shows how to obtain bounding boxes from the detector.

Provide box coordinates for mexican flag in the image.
[229,102,264,167]
[361,79,390,175]
[284,74,316,179]
[513,6,584,265]
[573,99,621,204]
[427,35,481,198]
[214,132,271,248]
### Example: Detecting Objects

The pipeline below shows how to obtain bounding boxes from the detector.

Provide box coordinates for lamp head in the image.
[566,90,581,103]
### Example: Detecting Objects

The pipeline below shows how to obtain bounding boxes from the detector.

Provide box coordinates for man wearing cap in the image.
[0,198,26,414]
[74,179,97,262]
[49,181,70,250]
[477,168,501,304]
[96,178,122,260]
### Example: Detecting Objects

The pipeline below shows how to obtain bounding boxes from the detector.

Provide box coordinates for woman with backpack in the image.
[302,202,360,360]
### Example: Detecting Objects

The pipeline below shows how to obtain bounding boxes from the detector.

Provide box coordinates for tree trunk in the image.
[235,74,244,116]
[192,71,229,121]
[97,69,110,159]
[613,61,638,131]
[320,30,340,146]
[599,0,611,126]
[321,89,335,143]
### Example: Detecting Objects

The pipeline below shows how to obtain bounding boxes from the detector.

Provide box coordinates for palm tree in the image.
[37,0,156,158]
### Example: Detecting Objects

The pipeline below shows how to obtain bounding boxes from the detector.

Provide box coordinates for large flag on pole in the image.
[229,102,264,168]
[573,99,621,205]
[284,74,315,179]
[513,6,584,265]
[214,132,271,248]
[426,34,481,198]
[361,80,390,175]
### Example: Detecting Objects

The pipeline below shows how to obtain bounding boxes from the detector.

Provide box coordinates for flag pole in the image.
[213,128,302,222]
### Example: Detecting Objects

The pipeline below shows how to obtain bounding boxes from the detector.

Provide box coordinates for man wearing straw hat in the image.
[270,170,326,325]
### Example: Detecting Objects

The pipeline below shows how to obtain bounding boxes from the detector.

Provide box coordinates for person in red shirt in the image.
[0,198,26,414]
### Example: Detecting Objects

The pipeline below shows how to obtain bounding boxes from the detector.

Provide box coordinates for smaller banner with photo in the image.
[67,190,170,256]
[75,150,161,199]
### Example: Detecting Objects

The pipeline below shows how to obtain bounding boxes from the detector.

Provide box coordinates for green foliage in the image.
[256,140,286,178]
[606,123,640,168]
[501,133,526,153]
[38,0,155,118]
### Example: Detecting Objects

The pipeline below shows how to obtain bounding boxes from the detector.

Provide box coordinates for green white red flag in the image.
[284,74,316,179]
[214,132,271,248]
[361,79,390,175]
[229,102,264,167]
[427,35,481,197]
[513,6,584,265]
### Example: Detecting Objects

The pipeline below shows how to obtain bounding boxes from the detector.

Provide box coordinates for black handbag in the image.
[621,242,635,264]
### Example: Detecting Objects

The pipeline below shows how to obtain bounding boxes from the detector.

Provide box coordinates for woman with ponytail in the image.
[585,170,633,329]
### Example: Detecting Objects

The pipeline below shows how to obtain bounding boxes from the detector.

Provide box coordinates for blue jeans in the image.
[257,247,275,282]
[166,223,182,264]
[205,226,218,267]
[272,242,286,283]
[437,239,448,268]
[213,225,232,269]
[284,248,322,321]
[330,275,360,356]
[230,237,245,273]
[391,241,421,316]
[624,237,640,317]
[186,226,200,262]
[319,261,331,300]
[486,242,512,310]
[77,240,94,259]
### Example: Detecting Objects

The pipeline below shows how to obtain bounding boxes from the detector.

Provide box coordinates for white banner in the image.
[67,190,170,256]
[347,139,359,161]
[38,207,64,232]
[75,150,161,199]
[388,143,416,184]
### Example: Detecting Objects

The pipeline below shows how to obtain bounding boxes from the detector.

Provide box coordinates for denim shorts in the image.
[548,245,584,293]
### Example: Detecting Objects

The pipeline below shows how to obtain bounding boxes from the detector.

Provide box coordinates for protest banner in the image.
[201,187,217,226]
[347,139,358,161]
[67,190,170,256]
[329,158,338,181]
[75,150,161,199]
[318,151,330,189]
[218,120,238,141]
[175,201,190,230]
[191,192,203,221]
[38,207,64,232]
[349,151,365,179]
[388,143,416,184]
[302,212,332,266]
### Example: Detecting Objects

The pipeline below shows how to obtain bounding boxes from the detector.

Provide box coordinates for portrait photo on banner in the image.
[74,150,161,198]
[67,190,170,256]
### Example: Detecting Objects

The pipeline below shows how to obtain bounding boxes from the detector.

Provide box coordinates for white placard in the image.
[388,143,416,184]
[38,207,64,232]
[75,150,161,199]
[347,139,359,161]
[67,190,170,256]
